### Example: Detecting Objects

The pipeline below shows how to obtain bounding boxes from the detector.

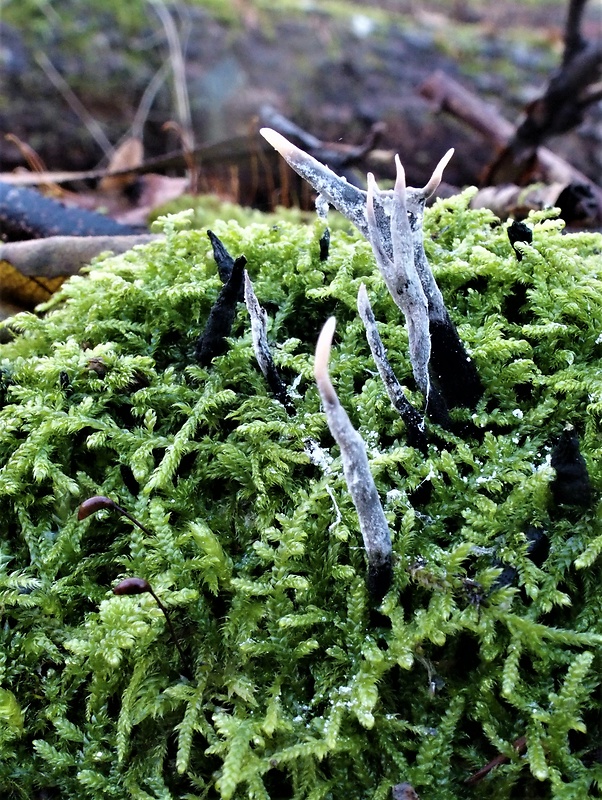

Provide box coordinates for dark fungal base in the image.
[428,315,483,411]
[194,255,246,366]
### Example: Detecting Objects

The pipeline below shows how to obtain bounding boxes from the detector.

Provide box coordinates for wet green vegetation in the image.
[1,192,602,797]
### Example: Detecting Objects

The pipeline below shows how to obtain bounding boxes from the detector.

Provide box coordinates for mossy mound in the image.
[1,193,602,799]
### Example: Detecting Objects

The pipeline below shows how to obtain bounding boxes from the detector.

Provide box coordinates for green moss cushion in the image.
[1,193,602,798]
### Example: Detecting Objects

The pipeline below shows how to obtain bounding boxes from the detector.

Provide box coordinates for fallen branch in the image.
[470,181,599,223]
[0,134,274,187]
[0,181,144,240]
[420,71,602,220]
[0,235,160,278]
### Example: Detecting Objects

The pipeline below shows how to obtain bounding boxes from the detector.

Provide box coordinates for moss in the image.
[1,194,602,798]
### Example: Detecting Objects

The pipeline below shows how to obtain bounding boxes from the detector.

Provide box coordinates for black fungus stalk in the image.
[319,227,330,261]
[507,219,533,262]
[314,317,393,601]
[195,255,246,366]
[550,425,592,507]
[207,229,236,283]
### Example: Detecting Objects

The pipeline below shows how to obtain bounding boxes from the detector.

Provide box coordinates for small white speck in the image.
[315,194,330,220]
[512,409,523,419]
[351,14,376,37]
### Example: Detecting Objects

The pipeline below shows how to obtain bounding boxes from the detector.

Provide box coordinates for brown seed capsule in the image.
[87,357,107,378]
[77,495,116,520]
[113,577,151,596]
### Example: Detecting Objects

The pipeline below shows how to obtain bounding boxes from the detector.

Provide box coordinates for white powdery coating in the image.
[260,127,369,234]
[357,283,424,427]
[260,127,455,404]
[314,318,392,569]
[366,165,430,400]
[244,270,272,379]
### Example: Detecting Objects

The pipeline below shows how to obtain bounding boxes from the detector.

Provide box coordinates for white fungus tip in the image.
[357,282,368,308]
[422,147,455,199]
[394,154,407,195]
[260,127,296,157]
[314,317,337,397]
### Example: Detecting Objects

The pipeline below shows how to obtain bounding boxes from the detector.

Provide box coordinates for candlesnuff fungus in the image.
[365,155,438,418]
[207,229,236,282]
[244,270,295,414]
[357,283,427,454]
[260,127,483,413]
[195,253,246,366]
[314,316,392,600]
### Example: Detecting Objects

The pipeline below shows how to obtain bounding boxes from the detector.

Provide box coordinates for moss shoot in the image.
[1,192,602,799]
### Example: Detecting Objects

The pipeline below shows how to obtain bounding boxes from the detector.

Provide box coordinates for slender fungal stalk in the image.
[314,317,392,600]
[244,271,295,414]
[357,283,427,454]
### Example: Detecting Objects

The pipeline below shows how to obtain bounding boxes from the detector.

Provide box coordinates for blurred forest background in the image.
[0,0,600,216]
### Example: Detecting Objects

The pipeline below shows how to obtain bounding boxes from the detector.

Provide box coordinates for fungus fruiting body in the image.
[1,181,602,798]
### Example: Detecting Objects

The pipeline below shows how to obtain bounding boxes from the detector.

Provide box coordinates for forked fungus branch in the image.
[260,127,483,417]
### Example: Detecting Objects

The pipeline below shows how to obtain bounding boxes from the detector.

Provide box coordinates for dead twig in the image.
[483,0,602,184]
[420,71,602,221]
[148,0,194,154]
[0,235,160,278]
[35,51,114,158]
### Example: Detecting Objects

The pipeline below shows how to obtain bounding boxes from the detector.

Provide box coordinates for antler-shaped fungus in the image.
[314,316,392,601]
[261,128,483,413]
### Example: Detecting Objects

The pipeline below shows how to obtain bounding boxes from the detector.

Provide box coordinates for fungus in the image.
[261,127,483,412]
[357,283,428,453]
[244,270,295,414]
[314,316,392,600]
[195,253,246,366]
